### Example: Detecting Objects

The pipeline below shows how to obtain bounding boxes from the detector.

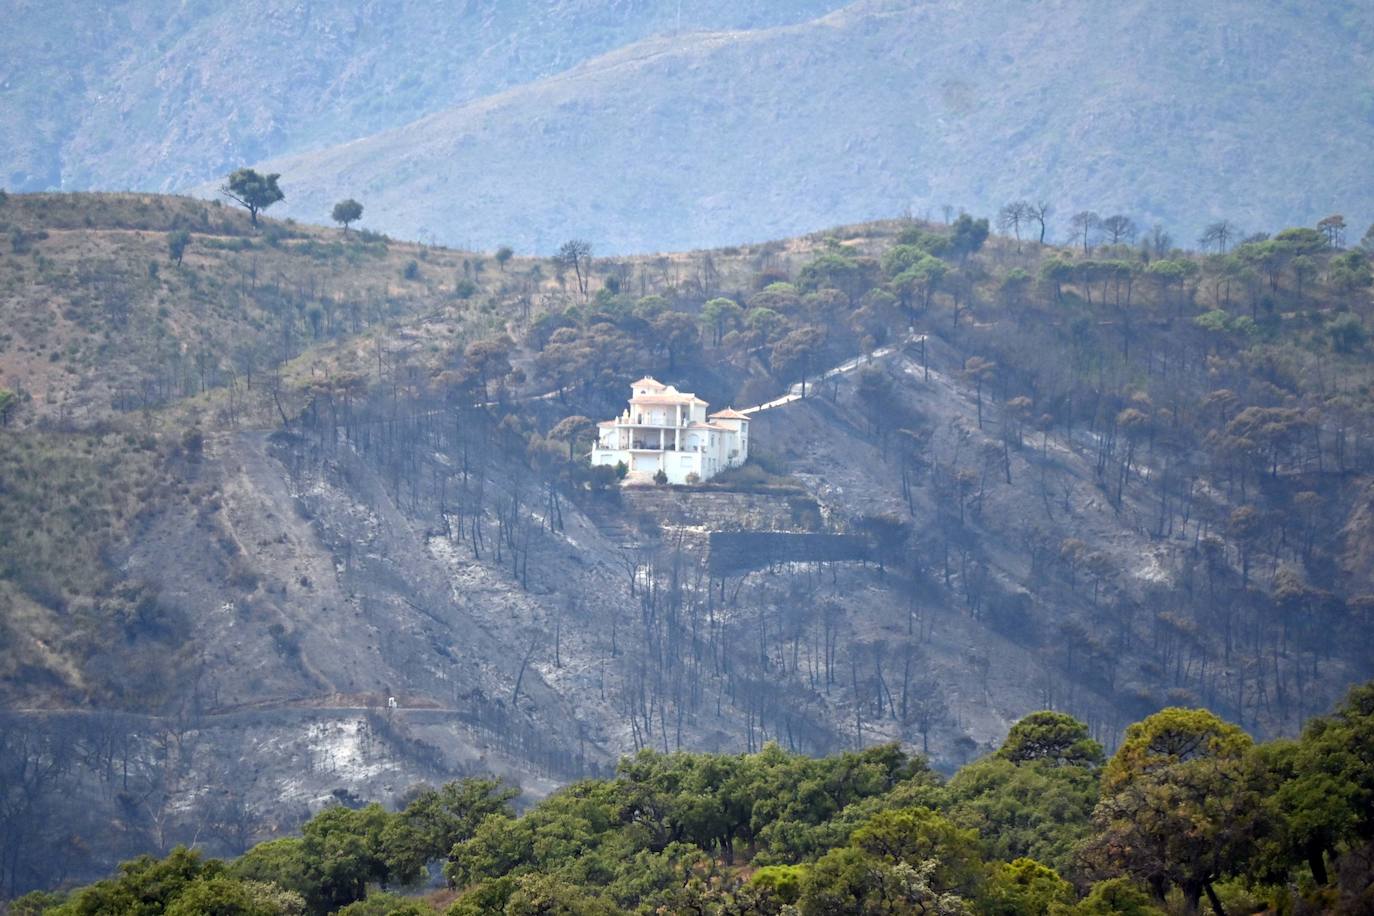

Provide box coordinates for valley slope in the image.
[1,191,1372,896]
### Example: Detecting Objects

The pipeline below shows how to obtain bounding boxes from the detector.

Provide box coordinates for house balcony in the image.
[625,419,692,429]
[622,441,711,453]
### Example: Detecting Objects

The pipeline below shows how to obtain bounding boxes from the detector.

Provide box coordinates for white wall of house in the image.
[589,378,747,484]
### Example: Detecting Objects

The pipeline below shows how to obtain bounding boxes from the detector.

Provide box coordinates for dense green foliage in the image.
[17,687,1374,915]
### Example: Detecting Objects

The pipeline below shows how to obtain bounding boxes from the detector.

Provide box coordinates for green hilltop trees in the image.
[332,198,364,233]
[221,168,284,226]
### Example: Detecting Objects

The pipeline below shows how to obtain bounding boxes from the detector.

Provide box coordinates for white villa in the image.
[591,377,750,484]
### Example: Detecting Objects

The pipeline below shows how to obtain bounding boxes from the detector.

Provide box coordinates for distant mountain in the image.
[0,0,846,191]
[228,0,1374,253]
[9,1,1373,254]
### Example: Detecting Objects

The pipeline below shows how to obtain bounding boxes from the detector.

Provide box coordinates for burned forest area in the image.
[1,190,1373,910]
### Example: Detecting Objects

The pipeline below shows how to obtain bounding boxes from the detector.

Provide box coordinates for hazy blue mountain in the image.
[0,0,846,191]
[234,0,1374,253]
[7,0,1374,253]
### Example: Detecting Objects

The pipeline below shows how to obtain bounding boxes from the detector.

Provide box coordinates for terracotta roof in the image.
[708,408,750,420]
[630,377,666,390]
[631,394,697,405]
[687,422,731,431]
[597,420,617,427]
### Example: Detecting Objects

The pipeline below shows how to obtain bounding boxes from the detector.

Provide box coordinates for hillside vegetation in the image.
[1,190,1373,897]
[13,686,1374,915]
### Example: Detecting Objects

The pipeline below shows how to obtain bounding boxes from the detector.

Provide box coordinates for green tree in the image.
[495,245,514,271]
[1329,250,1372,295]
[8,891,64,915]
[800,807,978,915]
[743,306,787,343]
[882,244,930,278]
[801,851,968,916]
[448,877,517,915]
[233,839,314,904]
[550,416,596,462]
[1317,213,1347,248]
[650,310,700,371]
[221,169,284,227]
[165,876,306,915]
[945,756,1097,872]
[233,804,392,914]
[999,267,1031,307]
[999,711,1104,767]
[380,778,517,885]
[981,858,1073,916]
[893,255,948,313]
[950,213,990,260]
[1085,708,1268,914]
[798,251,873,301]
[750,864,806,904]
[772,326,826,396]
[1064,878,1166,916]
[504,872,623,915]
[167,229,191,265]
[850,807,983,896]
[1268,682,1374,886]
[331,199,364,233]
[445,813,535,889]
[1144,258,1198,316]
[1326,314,1367,354]
[461,336,515,401]
[1039,258,1074,303]
[701,297,743,346]
[48,847,218,916]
